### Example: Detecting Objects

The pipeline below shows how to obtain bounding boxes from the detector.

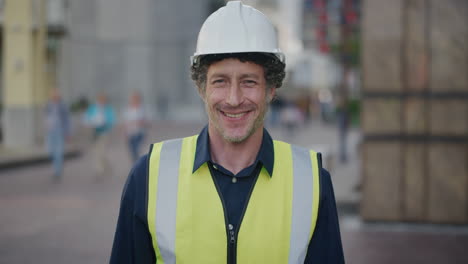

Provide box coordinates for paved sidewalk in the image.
[0,144,81,169]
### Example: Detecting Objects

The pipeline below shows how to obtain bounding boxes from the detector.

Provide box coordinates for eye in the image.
[242,80,257,87]
[212,79,225,85]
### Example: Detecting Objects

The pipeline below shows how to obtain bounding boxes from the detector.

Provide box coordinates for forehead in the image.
[207,58,264,77]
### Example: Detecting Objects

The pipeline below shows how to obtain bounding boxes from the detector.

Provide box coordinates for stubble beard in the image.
[206,96,271,144]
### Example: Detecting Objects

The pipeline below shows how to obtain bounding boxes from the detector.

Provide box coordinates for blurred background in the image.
[0,0,467,263]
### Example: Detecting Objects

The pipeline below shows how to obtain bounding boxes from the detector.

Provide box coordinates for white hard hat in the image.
[191,1,285,66]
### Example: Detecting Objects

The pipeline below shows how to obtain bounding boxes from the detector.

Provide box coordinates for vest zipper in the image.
[209,164,261,264]
[209,165,235,264]
[228,223,236,264]
[209,165,236,264]
[228,224,236,243]
[231,169,260,264]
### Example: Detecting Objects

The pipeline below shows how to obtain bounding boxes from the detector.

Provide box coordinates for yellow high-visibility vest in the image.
[147,135,321,264]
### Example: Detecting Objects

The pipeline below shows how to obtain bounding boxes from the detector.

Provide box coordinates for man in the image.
[44,88,70,182]
[122,91,148,162]
[110,2,344,263]
[84,92,116,179]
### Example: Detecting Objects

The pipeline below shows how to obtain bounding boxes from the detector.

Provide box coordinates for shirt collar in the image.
[193,125,274,177]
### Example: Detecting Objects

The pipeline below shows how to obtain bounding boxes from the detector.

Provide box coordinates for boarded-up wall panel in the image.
[362,0,403,40]
[404,143,426,220]
[404,98,426,134]
[430,99,468,136]
[362,0,403,92]
[428,144,468,223]
[362,98,401,134]
[406,0,428,92]
[362,41,403,91]
[362,142,402,220]
[430,0,468,91]
[362,0,468,224]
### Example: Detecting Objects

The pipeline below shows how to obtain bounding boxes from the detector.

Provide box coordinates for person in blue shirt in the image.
[110,2,344,263]
[44,88,70,182]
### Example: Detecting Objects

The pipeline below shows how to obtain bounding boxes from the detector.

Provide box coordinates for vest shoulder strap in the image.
[147,136,197,263]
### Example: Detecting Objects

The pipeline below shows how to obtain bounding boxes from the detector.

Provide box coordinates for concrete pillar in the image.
[2,0,48,147]
[361,0,468,224]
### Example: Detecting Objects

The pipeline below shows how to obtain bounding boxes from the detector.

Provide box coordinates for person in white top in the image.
[123,91,148,162]
[84,92,116,179]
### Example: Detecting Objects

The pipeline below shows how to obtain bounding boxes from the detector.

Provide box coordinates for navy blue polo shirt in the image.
[110,126,345,264]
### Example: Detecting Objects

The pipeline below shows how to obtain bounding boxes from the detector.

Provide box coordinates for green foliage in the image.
[69,97,89,113]
[330,31,361,67]
[348,98,361,126]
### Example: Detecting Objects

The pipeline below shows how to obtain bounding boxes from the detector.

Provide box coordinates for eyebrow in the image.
[208,73,261,80]
[239,73,261,79]
[209,73,229,80]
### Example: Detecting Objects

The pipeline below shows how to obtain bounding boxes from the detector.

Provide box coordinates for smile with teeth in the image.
[221,111,248,118]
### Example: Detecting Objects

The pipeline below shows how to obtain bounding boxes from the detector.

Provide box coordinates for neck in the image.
[208,125,263,175]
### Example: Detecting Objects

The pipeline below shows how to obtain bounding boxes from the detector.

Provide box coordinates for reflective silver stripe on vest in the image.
[155,139,183,264]
[288,145,314,264]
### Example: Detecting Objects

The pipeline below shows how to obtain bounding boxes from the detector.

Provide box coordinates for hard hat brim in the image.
[191,52,285,67]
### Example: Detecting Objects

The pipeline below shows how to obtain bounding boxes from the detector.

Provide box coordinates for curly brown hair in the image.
[191,52,286,94]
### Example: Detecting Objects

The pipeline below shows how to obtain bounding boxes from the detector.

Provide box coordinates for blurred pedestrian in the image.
[335,95,349,163]
[281,101,304,137]
[84,92,116,179]
[268,95,285,127]
[122,91,148,162]
[111,2,344,263]
[44,88,70,182]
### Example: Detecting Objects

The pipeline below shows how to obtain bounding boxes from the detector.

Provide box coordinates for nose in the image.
[226,82,243,107]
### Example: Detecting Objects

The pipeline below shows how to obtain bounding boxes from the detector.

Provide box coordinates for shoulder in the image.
[318,167,335,204]
[118,154,151,225]
[273,141,324,160]
[133,153,149,177]
[320,168,332,186]
[150,135,199,149]
[123,154,150,201]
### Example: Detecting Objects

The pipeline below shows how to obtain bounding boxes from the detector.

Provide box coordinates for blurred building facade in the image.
[251,0,361,121]
[1,0,222,147]
[361,0,468,224]
[59,0,215,120]
[0,0,66,147]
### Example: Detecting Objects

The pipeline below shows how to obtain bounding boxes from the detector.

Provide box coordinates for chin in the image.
[223,134,248,143]
[221,126,255,143]
[224,136,247,143]
[221,130,244,142]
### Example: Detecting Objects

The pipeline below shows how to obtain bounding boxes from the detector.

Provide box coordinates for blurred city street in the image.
[1,120,467,264]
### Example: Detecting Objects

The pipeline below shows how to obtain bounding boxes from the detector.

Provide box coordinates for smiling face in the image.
[202,58,275,143]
